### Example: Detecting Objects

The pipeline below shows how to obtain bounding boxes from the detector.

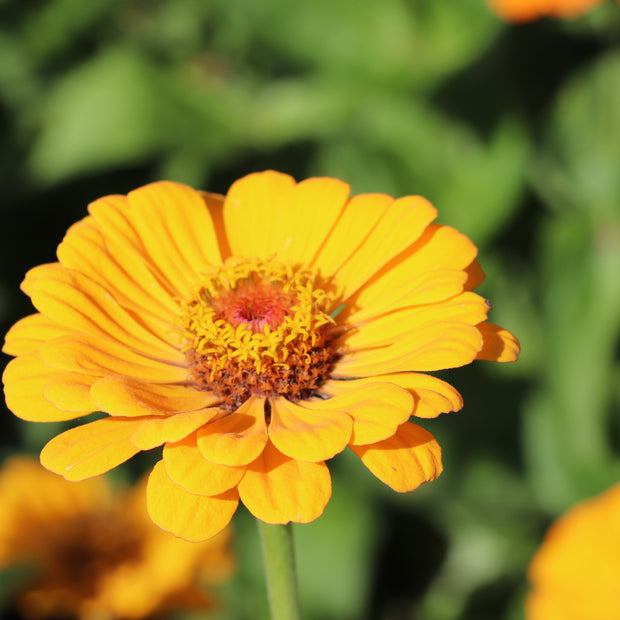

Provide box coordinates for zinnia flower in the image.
[2,171,519,541]
[487,0,616,21]
[527,484,620,620]
[0,456,233,620]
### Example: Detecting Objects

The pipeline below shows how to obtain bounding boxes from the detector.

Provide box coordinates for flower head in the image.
[527,484,620,620]
[0,456,233,619]
[487,0,615,22]
[2,171,519,541]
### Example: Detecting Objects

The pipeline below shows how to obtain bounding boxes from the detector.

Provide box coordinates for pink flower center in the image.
[215,284,294,332]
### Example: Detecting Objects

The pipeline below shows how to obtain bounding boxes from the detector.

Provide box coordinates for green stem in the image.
[257,521,302,620]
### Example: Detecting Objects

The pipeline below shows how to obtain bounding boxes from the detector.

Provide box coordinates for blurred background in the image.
[1,0,619,618]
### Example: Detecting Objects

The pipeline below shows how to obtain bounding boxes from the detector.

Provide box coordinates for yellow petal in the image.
[225,172,351,263]
[196,396,268,466]
[3,313,70,356]
[271,176,350,264]
[30,265,176,357]
[43,372,99,413]
[126,182,222,297]
[223,171,297,258]
[476,322,520,362]
[132,409,222,450]
[147,460,239,542]
[333,195,438,299]
[41,334,187,383]
[388,223,478,281]
[20,263,58,296]
[199,191,231,258]
[163,434,245,495]
[311,192,394,279]
[322,373,463,419]
[348,268,468,324]
[90,375,220,417]
[350,421,443,492]
[345,292,490,349]
[2,353,87,421]
[269,397,353,462]
[308,383,413,446]
[40,417,143,481]
[57,217,178,326]
[237,441,331,524]
[335,322,484,376]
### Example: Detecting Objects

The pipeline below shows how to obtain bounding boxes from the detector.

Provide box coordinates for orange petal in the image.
[57,216,178,327]
[223,171,296,258]
[40,334,187,383]
[322,373,462,419]
[476,322,520,362]
[237,441,331,524]
[336,322,484,376]
[2,354,87,421]
[388,223,478,280]
[225,172,351,263]
[200,191,231,259]
[43,372,99,413]
[163,434,245,495]
[269,397,353,462]
[350,421,443,492]
[464,258,485,291]
[132,409,222,450]
[147,460,239,542]
[273,176,350,264]
[345,292,490,350]
[20,263,58,296]
[333,195,438,299]
[308,383,413,446]
[126,182,222,297]
[90,375,220,417]
[196,396,268,466]
[348,268,468,324]
[311,192,394,279]
[488,0,603,21]
[3,313,70,356]
[30,265,176,357]
[40,417,143,481]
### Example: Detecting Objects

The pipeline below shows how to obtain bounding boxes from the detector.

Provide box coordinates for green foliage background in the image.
[1,1,620,618]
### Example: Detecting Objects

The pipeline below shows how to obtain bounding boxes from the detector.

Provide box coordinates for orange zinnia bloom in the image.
[487,0,614,21]
[2,171,519,541]
[527,484,620,619]
[0,456,233,619]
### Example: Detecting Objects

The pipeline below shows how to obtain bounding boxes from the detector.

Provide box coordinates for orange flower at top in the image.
[0,456,233,620]
[488,0,614,22]
[527,484,620,620]
[2,171,519,541]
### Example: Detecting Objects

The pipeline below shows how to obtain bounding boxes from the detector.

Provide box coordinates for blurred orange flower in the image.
[527,484,620,619]
[2,171,519,541]
[0,456,233,620]
[487,0,616,21]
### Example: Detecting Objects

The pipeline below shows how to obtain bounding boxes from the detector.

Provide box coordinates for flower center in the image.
[180,258,339,410]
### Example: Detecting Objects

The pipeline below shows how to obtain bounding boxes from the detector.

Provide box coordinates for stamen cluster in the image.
[180,258,339,409]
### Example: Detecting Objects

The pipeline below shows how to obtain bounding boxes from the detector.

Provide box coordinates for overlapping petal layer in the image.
[2,170,519,541]
[350,421,443,492]
[147,460,239,542]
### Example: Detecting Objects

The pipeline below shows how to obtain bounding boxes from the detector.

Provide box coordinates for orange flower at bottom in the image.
[527,484,620,620]
[487,0,614,21]
[0,457,233,620]
[2,171,519,542]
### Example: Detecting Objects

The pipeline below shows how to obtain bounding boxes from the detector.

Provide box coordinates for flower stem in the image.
[257,521,302,620]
